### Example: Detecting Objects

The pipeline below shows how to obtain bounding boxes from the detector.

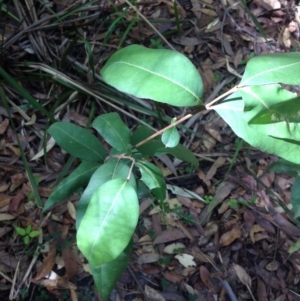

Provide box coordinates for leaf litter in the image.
[0,0,300,300]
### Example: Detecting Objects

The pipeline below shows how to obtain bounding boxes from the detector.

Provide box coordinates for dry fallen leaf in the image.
[0,213,15,221]
[62,246,78,279]
[163,243,186,254]
[145,285,166,301]
[257,277,268,301]
[35,242,57,280]
[67,201,76,220]
[219,227,242,246]
[137,253,160,265]
[250,224,266,243]
[232,263,251,287]
[265,260,280,272]
[175,253,196,268]
[0,119,9,134]
[199,265,213,289]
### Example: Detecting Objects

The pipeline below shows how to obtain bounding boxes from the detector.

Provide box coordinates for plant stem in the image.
[205,85,239,109]
[135,86,239,148]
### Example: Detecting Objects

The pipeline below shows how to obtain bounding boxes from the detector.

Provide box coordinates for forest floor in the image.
[1,0,300,300]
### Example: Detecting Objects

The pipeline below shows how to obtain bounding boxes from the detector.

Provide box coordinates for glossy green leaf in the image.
[26,225,31,234]
[212,92,300,164]
[241,84,300,140]
[15,227,26,236]
[131,125,160,157]
[162,126,180,148]
[136,161,166,201]
[29,230,40,238]
[43,161,99,212]
[291,175,300,218]
[92,113,131,154]
[101,45,203,107]
[77,179,139,266]
[91,240,132,301]
[240,52,300,86]
[76,158,136,229]
[131,126,199,170]
[24,236,29,244]
[48,122,106,162]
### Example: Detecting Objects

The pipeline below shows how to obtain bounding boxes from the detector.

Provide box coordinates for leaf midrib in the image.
[111,61,200,101]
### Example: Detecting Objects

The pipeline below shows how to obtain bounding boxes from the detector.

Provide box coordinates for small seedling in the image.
[228,199,249,209]
[204,195,213,204]
[161,278,171,290]
[158,257,171,265]
[172,247,184,254]
[14,225,40,245]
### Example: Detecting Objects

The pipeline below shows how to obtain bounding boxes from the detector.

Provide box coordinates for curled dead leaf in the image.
[219,227,242,246]
[250,224,265,243]
[282,27,291,47]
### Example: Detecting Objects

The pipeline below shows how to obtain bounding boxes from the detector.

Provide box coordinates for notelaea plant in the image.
[45,45,300,300]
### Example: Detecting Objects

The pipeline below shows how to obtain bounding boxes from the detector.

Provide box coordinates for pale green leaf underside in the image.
[162,126,180,148]
[76,158,136,229]
[291,176,300,219]
[241,84,300,141]
[213,92,300,164]
[77,179,138,266]
[101,45,203,107]
[240,52,300,86]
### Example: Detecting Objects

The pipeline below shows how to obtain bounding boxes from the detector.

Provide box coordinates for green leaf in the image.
[241,84,300,140]
[24,236,30,245]
[91,240,132,301]
[136,161,166,201]
[25,225,32,234]
[29,230,40,238]
[101,45,203,107]
[212,92,300,164]
[76,158,136,229]
[239,0,266,39]
[77,179,139,266]
[291,175,300,218]
[92,113,131,154]
[268,159,300,177]
[137,180,152,199]
[15,227,26,236]
[48,122,106,162]
[162,126,180,148]
[288,238,300,254]
[43,161,99,212]
[131,126,199,170]
[131,126,160,157]
[155,144,199,171]
[240,52,300,86]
